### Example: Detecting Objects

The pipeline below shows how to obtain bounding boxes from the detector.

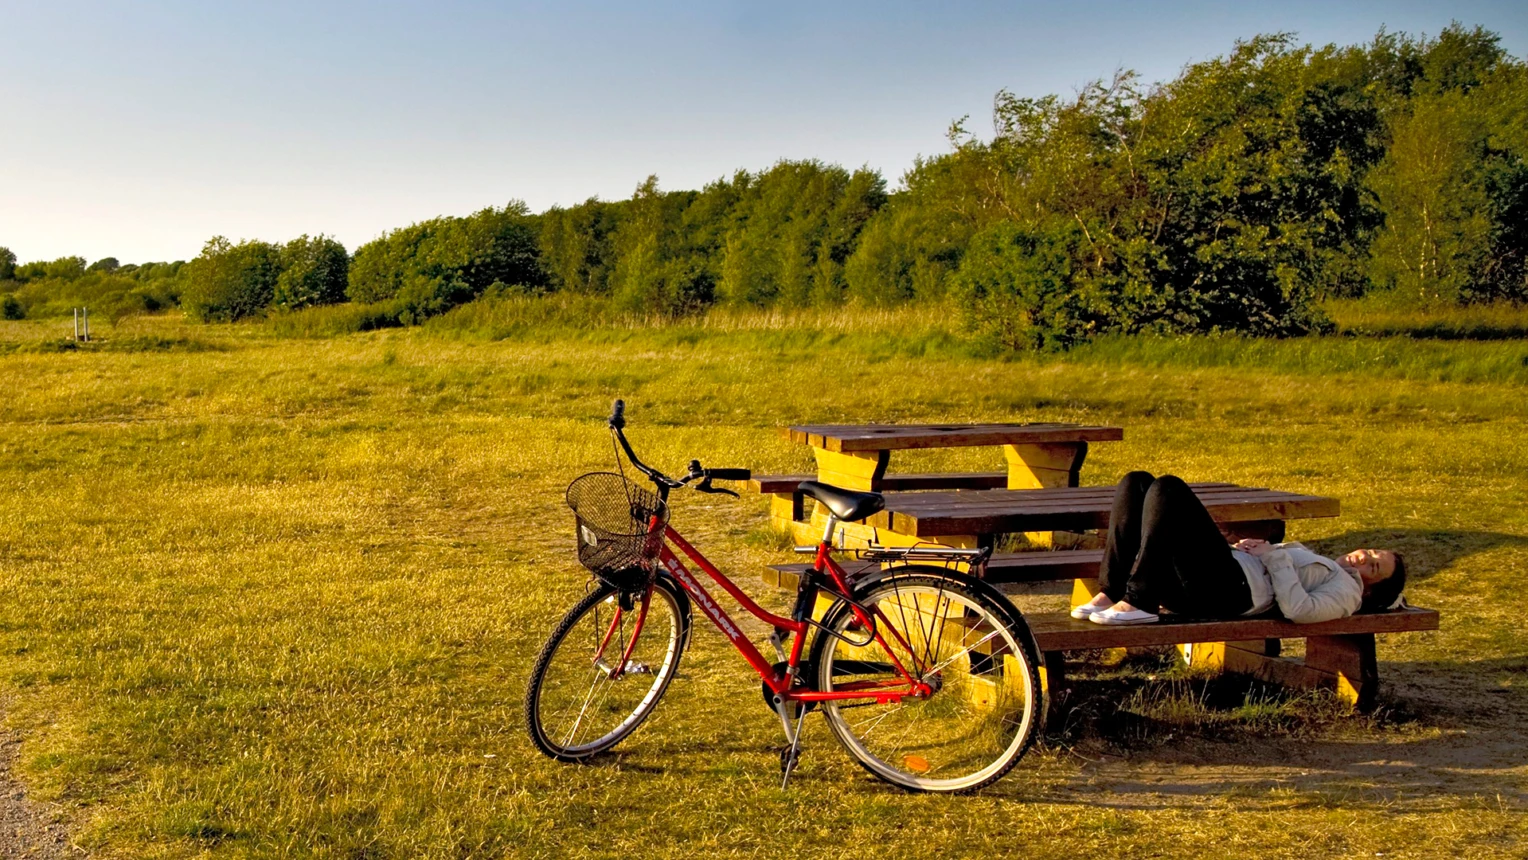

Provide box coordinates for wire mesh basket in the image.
[566,472,666,590]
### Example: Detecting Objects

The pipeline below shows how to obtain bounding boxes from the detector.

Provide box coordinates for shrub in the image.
[346,204,546,322]
[180,237,281,322]
[953,222,1106,350]
[274,235,349,310]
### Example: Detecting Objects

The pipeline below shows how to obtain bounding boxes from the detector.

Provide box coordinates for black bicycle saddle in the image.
[797,480,885,522]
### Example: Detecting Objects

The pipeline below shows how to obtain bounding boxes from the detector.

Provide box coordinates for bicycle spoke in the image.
[851,704,902,738]
[922,628,1002,680]
[819,575,1039,792]
[562,668,612,747]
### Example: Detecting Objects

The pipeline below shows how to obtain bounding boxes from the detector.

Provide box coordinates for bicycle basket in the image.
[565,472,666,590]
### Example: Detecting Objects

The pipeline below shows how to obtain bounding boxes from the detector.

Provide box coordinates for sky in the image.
[2,0,1526,265]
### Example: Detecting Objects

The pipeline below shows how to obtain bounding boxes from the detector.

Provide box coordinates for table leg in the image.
[1003,442,1087,490]
[1180,634,1378,711]
[1005,442,1088,549]
[812,448,889,490]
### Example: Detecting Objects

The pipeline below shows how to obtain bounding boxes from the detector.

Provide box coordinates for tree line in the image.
[3,24,1524,347]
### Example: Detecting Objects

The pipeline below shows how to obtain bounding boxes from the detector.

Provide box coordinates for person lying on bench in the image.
[1073,471,1407,626]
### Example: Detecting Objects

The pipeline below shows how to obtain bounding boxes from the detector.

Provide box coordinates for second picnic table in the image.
[759,422,1124,545]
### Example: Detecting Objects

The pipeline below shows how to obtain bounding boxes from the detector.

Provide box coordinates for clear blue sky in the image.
[3,0,1525,264]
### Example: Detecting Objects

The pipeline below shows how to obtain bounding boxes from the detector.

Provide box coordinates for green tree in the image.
[274,235,349,309]
[1366,25,1528,303]
[1367,91,1492,302]
[608,177,713,315]
[346,203,546,321]
[539,199,623,294]
[0,247,17,282]
[181,237,282,322]
[14,257,88,282]
[716,161,886,307]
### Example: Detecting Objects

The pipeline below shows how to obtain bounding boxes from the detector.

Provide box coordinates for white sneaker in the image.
[1070,593,1114,620]
[1090,606,1159,625]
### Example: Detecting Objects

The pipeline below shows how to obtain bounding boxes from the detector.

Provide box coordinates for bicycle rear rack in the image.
[791,542,992,574]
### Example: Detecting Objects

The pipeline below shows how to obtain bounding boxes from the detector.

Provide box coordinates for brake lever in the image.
[693,477,739,498]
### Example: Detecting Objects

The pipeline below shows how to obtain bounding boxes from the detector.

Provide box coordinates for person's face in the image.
[1341,548,1396,587]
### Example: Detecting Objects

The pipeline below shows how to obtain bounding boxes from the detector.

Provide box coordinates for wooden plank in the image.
[865,483,1256,510]
[762,549,1107,590]
[748,471,1010,494]
[785,423,1125,452]
[873,484,1275,509]
[878,500,1340,538]
[1026,607,1438,652]
[880,493,1329,522]
[870,486,1340,537]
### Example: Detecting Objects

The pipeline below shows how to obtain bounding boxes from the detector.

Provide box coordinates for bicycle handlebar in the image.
[607,399,751,496]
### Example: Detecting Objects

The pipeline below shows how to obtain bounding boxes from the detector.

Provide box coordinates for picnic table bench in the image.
[750,422,1438,711]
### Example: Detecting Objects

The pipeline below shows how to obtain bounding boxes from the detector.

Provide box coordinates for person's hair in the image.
[1359,552,1407,613]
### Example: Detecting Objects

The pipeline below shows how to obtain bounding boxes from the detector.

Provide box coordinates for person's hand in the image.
[1233,538,1274,557]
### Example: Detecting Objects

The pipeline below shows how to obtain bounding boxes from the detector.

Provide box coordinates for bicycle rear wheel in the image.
[525,576,689,761]
[812,570,1041,792]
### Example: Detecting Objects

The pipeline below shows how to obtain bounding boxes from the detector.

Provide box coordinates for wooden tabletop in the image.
[783,423,1125,453]
[865,483,1339,537]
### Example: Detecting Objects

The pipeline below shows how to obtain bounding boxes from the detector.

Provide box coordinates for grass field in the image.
[1,308,1526,858]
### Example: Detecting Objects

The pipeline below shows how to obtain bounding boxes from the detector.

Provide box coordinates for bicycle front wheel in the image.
[813,571,1041,792]
[525,576,689,761]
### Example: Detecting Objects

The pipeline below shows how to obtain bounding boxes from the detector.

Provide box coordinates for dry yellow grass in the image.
[0,312,1524,857]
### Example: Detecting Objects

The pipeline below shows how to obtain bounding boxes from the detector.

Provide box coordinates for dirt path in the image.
[0,725,73,859]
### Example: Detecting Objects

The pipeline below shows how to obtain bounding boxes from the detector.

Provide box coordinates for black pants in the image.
[1098,471,1253,617]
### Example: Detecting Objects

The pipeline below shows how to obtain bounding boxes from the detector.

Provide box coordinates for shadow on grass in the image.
[1306,528,1528,585]
[1041,652,1528,810]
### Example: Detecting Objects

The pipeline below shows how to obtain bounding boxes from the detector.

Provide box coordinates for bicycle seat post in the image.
[820,513,840,547]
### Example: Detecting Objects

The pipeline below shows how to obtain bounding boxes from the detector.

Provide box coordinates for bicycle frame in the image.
[591,517,933,705]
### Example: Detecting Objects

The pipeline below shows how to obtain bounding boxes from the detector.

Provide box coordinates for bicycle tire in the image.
[525,575,690,761]
[810,568,1042,793]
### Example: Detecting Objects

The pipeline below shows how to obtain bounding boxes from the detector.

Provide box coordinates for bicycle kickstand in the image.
[773,697,806,790]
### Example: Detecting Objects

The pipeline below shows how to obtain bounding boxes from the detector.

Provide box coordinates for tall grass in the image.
[264,302,404,338]
[1326,296,1528,340]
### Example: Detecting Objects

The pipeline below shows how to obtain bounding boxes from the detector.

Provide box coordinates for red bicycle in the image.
[524,401,1043,792]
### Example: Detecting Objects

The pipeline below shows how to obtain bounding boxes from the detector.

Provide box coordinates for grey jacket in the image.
[1260,542,1362,623]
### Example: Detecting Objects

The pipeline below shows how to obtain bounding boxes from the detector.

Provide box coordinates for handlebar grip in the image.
[706,468,751,481]
[609,399,626,429]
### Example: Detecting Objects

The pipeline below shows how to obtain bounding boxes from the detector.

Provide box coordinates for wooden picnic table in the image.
[748,424,1430,714]
[751,422,1432,713]
[784,422,1124,491]
[760,422,1123,545]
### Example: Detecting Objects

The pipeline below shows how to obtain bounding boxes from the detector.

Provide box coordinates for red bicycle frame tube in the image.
[589,588,652,681]
[653,521,929,702]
